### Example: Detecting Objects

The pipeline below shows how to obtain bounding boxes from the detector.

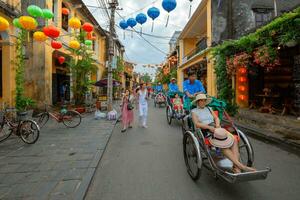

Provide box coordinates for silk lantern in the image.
[27,5,43,18]
[69,40,80,49]
[238,86,246,92]
[147,7,160,32]
[33,31,47,42]
[69,17,81,29]
[239,67,247,74]
[85,40,93,47]
[58,56,65,64]
[238,77,247,83]
[162,0,177,27]
[42,9,54,19]
[239,95,247,101]
[119,20,128,39]
[0,17,9,31]
[19,16,38,30]
[13,18,22,29]
[82,22,94,32]
[136,13,147,34]
[51,40,62,49]
[62,8,70,15]
[43,25,60,38]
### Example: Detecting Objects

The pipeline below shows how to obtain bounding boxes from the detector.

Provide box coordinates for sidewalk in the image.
[0,112,117,200]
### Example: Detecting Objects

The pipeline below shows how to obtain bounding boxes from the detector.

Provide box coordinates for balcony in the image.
[184,38,207,61]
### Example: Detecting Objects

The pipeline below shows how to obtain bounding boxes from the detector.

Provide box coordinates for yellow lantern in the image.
[19,16,37,30]
[69,40,80,49]
[68,17,81,29]
[33,31,47,42]
[0,16,9,31]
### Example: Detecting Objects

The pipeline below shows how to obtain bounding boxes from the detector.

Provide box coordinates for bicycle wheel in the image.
[0,122,12,142]
[19,120,40,144]
[37,113,49,128]
[62,111,82,128]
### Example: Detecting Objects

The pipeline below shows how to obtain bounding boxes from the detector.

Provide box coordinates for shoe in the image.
[143,125,148,128]
[121,129,127,132]
[128,126,133,129]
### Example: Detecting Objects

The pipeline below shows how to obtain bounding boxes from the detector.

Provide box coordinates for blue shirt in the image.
[168,83,179,92]
[156,85,163,92]
[183,79,206,100]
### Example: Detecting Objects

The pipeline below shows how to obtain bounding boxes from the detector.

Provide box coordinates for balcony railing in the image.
[184,38,207,61]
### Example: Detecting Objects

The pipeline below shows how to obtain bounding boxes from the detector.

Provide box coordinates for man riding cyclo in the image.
[154,82,165,103]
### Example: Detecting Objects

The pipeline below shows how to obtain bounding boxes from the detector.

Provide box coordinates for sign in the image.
[111,56,117,69]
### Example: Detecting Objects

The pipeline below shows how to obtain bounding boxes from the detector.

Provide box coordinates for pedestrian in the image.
[138,83,149,128]
[121,89,134,132]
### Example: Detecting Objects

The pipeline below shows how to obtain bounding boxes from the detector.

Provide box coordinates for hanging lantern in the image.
[86,32,93,40]
[85,40,93,46]
[13,18,22,29]
[43,25,60,38]
[62,8,70,15]
[147,7,160,32]
[238,77,247,83]
[69,17,81,29]
[19,16,38,30]
[27,5,43,18]
[0,17,9,31]
[238,85,246,92]
[119,20,128,39]
[127,18,137,38]
[136,13,147,34]
[238,67,247,74]
[162,0,177,27]
[69,40,80,49]
[82,22,94,32]
[58,56,65,64]
[51,40,62,49]
[42,9,54,19]
[91,36,97,40]
[239,95,247,101]
[33,31,47,42]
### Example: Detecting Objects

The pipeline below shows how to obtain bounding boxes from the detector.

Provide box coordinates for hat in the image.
[171,78,176,81]
[192,94,212,106]
[209,128,234,148]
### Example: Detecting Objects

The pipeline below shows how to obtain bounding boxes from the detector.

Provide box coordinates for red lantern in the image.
[239,67,247,74]
[86,32,93,40]
[238,77,247,83]
[43,26,60,38]
[82,22,94,32]
[62,8,70,15]
[51,40,62,49]
[58,56,65,64]
[238,86,246,92]
[239,95,247,101]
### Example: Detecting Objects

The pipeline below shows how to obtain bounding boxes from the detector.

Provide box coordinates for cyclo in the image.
[181,96,271,183]
[153,90,167,108]
[166,91,185,125]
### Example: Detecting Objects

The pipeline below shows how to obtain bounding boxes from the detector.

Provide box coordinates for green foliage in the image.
[211,7,300,115]
[67,31,97,105]
[155,67,177,84]
[113,56,124,81]
[15,30,35,112]
[140,73,152,83]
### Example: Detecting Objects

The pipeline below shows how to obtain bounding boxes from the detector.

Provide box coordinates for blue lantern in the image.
[147,7,160,32]
[119,20,128,39]
[136,13,147,35]
[162,0,177,27]
[127,18,137,38]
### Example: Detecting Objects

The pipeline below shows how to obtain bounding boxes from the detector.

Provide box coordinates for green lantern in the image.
[27,5,43,18]
[13,18,22,29]
[85,40,93,46]
[42,9,54,19]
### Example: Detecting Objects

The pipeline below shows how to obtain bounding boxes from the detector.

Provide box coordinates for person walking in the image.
[121,89,134,132]
[138,83,149,128]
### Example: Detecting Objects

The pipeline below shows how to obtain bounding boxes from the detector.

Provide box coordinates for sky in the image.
[83,0,202,78]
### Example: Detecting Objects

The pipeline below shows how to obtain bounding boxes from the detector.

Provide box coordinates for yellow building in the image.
[177,0,217,96]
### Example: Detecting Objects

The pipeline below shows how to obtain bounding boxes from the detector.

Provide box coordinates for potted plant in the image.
[226,52,251,75]
[253,45,280,68]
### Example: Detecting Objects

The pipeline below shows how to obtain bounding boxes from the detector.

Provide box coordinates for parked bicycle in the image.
[36,105,82,128]
[0,108,40,144]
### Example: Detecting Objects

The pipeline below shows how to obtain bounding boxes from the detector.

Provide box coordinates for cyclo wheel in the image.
[166,106,172,125]
[183,131,202,181]
[62,111,82,128]
[19,120,40,144]
[0,122,12,143]
[37,113,49,128]
[238,130,254,167]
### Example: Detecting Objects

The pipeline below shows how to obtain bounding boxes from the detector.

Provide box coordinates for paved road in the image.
[86,102,300,200]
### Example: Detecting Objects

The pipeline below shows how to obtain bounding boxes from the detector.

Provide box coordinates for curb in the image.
[235,122,300,155]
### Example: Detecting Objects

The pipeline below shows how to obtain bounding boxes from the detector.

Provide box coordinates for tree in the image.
[140,73,152,83]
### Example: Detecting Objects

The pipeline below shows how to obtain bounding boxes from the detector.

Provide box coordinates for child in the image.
[172,93,183,114]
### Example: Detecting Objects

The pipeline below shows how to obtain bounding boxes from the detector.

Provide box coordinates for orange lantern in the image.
[19,16,37,30]
[62,8,70,15]
[239,95,247,101]
[33,31,47,42]
[238,85,246,92]
[239,67,247,74]
[238,77,247,83]
[69,40,80,49]
[0,16,9,31]
[43,25,60,38]
[68,17,81,29]
[51,40,62,49]
[86,32,93,40]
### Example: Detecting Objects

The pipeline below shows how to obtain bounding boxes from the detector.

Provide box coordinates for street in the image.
[86,101,300,200]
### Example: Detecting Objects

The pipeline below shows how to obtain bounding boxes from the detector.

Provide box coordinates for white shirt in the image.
[192,107,214,125]
[139,90,148,105]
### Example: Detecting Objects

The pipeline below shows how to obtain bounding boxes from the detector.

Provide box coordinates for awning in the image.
[94,78,121,87]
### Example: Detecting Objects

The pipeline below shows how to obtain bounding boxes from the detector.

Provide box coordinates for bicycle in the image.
[36,105,82,128]
[0,108,40,144]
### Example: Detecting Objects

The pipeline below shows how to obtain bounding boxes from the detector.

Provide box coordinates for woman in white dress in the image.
[138,83,149,128]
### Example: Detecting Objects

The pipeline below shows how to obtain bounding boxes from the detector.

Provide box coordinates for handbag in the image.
[127,102,134,110]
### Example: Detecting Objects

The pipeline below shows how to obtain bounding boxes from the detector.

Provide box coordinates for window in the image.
[61,3,68,31]
[253,8,273,27]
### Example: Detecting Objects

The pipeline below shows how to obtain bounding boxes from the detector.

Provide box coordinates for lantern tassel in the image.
[123,30,125,40]
[165,15,169,27]
[189,5,192,18]
[140,27,142,35]
[131,29,133,38]
[151,21,154,32]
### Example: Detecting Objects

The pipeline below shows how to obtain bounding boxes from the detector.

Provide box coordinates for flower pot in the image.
[285,40,297,47]
[17,111,28,121]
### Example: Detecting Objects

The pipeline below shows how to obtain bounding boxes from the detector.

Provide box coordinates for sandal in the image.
[121,129,127,132]
[242,166,256,172]
[232,166,241,174]
[128,126,133,128]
